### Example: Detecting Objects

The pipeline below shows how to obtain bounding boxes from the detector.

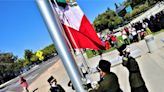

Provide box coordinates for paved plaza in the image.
[27,32,164,92]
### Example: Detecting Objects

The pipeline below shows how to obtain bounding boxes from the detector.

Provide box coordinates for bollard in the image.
[144,35,157,53]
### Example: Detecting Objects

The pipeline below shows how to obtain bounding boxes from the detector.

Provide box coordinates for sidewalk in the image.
[28,60,74,92]
[28,32,164,92]
[86,32,164,92]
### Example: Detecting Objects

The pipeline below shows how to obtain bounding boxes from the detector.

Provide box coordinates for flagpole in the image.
[52,0,90,74]
[62,2,90,74]
[36,0,87,91]
[50,0,86,79]
[64,24,90,73]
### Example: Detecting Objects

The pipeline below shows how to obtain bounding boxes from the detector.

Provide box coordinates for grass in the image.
[152,29,164,35]
[85,47,116,58]
[85,29,164,58]
[86,36,124,58]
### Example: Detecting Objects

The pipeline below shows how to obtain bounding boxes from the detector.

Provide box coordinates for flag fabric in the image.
[51,1,105,50]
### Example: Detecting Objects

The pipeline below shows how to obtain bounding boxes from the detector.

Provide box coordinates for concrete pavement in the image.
[87,32,164,92]
[28,59,75,92]
[26,32,164,92]
[0,56,59,92]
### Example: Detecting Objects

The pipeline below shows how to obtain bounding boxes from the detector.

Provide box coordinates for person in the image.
[89,60,122,92]
[117,44,148,92]
[19,76,29,92]
[105,40,110,50]
[121,29,129,45]
[124,27,130,36]
[47,76,65,92]
[131,25,138,42]
[111,34,118,48]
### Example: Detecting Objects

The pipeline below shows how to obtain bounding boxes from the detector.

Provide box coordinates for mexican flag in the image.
[51,0,105,50]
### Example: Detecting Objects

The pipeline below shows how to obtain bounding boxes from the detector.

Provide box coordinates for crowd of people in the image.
[85,10,164,92]
[101,10,164,50]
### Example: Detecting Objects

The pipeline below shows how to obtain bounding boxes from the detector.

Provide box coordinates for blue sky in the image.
[0,0,124,58]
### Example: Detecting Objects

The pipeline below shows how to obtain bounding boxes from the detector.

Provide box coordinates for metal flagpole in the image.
[52,0,90,74]
[49,0,85,78]
[36,0,87,91]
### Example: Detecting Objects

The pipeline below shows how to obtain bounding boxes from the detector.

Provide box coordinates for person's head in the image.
[117,44,130,57]
[47,76,57,87]
[19,75,23,79]
[98,60,111,78]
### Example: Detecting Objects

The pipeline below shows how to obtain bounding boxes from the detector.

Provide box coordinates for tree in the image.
[24,49,33,61]
[131,0,146,6]
[42,44,56,60]
[147,0,158,5]
[93,9,123,32]
[30,55,39,63]
[0,52,18,84]
[124,3,149,21]
[15,58,24,70]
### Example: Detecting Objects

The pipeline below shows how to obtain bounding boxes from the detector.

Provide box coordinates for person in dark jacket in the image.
[117,44,148,92]
[89,60,122,92]
[47,76,65,92]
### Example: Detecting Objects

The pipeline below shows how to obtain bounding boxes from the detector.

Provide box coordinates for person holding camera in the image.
[117,44,148,92]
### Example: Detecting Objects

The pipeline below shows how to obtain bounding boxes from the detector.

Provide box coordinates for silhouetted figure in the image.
[117,44,148,92]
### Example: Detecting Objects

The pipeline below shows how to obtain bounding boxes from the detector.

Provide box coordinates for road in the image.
[0,56,59,92]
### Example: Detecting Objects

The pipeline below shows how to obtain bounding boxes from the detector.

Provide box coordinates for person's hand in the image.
[91,81,99,90]
[122,57,128,61]
[88,88,93,92]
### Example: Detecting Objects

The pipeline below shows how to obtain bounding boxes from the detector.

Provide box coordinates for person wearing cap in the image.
[117,44,148,92]
[47,76,65,92]
[89,60,122,92]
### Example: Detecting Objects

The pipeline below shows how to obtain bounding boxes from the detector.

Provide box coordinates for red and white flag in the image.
[51,1,105,50]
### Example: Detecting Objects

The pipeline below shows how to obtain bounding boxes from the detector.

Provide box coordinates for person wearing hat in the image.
[89,60,122,92]
[117,44,148,92]
[47,76,65,92]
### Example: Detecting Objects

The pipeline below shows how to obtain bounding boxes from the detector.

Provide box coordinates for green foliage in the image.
[30,55,39,62]
[15,58,24,70]
[0,53,17,63]
[124,1,132,7]
[85,48,116,58]
[147,0,158,5]
[21,44,56,66]
[0,52,18,84]
[131,0,146,7]
[85,50,94,58]
[42,44,56,60]
[85,50,100,58]
[0,44,57,84]
[85,35,130,58]
[24,49,33,61]
[124,13,132,21]
[23,59,30,67]
[93,9,123,32]
[124,3,149,21]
